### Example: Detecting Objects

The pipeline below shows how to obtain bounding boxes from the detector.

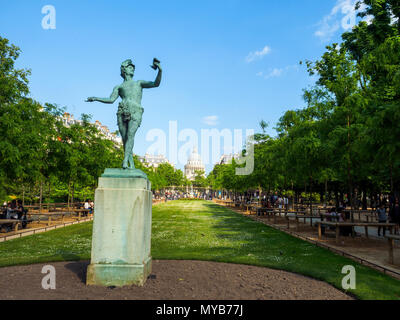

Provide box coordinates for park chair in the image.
[0,219,16,233]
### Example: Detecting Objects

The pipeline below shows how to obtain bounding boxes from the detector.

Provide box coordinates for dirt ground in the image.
[0,260,352,300]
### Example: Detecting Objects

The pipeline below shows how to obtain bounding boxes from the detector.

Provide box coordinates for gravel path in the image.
[0,260,352,300]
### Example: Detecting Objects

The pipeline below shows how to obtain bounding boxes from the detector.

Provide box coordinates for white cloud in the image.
[315,0,372,41]
[264,68,284,79]
[202,115,219,126]
[257,65,299,79]
[245,45,271,63]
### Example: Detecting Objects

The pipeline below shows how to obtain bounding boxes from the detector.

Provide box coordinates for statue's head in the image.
[120,59,135,79]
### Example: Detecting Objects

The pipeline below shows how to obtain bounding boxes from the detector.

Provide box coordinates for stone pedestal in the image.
[86,168,152,287]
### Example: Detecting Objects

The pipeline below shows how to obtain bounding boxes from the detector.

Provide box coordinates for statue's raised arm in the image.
[140,58,162,88]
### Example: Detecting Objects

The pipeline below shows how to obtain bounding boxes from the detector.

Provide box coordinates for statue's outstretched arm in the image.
[86,85,119,104]
[141,63,162,89]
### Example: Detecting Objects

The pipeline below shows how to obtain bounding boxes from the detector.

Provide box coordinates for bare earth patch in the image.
[0,260,352,300]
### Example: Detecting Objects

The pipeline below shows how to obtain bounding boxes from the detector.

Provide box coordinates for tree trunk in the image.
[334,185,339,208]
[319,190,324,208]
[39,179,43,213]
[28,184,31,205]
[390,162,394,193]
[362,189,367,210]
[22,185,25,206]
[71,183,75,208]
[354,188,358,210]
[47,182,51,210]
[67,180,71,211]
[339,191,344,208]
[309,177,313,214]
[347,114,353,210]
[325,180,328,207]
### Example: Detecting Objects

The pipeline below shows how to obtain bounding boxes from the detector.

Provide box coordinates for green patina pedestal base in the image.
[86,168,152,287]
[87,257,152,287]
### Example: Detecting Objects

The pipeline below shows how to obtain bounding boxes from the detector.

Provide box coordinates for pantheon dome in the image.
[184,147,206,181]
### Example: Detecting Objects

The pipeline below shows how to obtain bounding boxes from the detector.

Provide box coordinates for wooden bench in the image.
[256,208,273,216]
[28,212,73,225]
[317,221,397,244]
[386,234,400,264]
[73,209,91,220]
[364,214,379,223]
[240,204,255,214]
[257,209,295,224]
[256,208,283,223]
[0,218,33,232]
[29,209,91,225]
[343,210,376,222]
[0,219,21,232]
[286,214,323,230]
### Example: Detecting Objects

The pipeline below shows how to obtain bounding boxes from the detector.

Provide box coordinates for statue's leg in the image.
[124,119,140,169]
[129,153,135,169]
[118,114,130,169]
[117,114,128,146]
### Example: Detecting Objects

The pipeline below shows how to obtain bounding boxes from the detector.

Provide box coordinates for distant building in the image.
[62,112,82,127]
[61,113,122,146]
[219,153,240,165]
[93,119,122,146]
[184,147,206,181]
[139,153,172,168]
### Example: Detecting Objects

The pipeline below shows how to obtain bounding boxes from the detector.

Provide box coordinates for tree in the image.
[0,36,30,105]
[193,170,207,188]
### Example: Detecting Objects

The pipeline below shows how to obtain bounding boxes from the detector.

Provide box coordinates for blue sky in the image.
[0,0,364,172]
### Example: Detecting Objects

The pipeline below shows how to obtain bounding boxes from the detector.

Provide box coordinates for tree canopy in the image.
[207,1,400,208]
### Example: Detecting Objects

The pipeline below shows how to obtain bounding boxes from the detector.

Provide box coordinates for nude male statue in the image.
[86,58,162,169]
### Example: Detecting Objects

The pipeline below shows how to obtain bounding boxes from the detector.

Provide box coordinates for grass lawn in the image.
[0,200,399,299]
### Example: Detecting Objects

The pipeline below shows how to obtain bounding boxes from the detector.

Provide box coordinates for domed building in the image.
[184,147,206,181]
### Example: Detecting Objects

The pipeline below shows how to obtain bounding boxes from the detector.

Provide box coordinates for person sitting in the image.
[15,199,25,220]
[337,207,345,222]
[6,200,18,220]
[84,199,91,216]
[89,200,94,213]
[3,202,11,219]
[377,204,387,237]
[327,207,340,235]
[326,208,335,222]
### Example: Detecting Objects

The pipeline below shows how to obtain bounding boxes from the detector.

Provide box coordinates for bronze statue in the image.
[86,58,162,169]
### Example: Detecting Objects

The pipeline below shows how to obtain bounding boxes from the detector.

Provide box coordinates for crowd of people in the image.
[1,199,26,220]
[0,199,28,232]
[260,193,289,209]
[153,190,213,202]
